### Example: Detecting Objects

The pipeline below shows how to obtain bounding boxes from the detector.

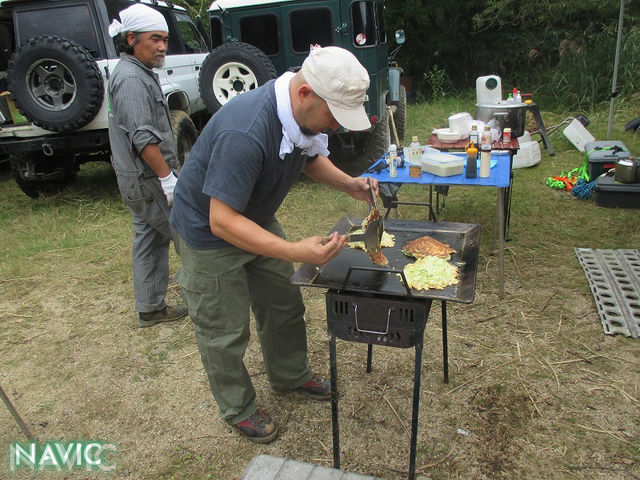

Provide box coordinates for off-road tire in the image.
[170,110,198,171]
[7,36,104,132]
[9,152,78,198]
[392,85,407,142]
[199,42,277,113]
[357,107,390,164]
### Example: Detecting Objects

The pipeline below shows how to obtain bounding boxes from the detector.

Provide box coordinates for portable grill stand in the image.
[291,217,480,480]
[325,267,437,480]
[329,327,428,480]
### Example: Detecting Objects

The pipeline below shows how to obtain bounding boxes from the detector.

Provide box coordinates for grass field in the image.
[1,96,639,479]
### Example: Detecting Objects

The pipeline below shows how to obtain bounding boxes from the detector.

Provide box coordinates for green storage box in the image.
[584,140,630,179]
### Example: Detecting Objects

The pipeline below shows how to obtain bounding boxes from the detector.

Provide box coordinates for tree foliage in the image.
[385,0,640,109]
[180,0,639,110]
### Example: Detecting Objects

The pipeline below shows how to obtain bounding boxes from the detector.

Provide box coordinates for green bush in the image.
[387,0,640,112]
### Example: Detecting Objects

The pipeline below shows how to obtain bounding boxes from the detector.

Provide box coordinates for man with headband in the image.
[107,3,187,327]
[170,46,378,443]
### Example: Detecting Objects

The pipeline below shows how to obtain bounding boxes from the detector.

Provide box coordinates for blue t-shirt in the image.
[171,81,314,249]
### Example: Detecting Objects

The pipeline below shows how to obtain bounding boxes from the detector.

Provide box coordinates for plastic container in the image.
[408,136,422,178]
[388,144,398,177]
[448,112,473,134]
[562,118,595,152]
[469,125,479,145]
[584,140,630,179]
[594,175,640,209]
[479,126,492,178]
[421,155,464,177]
[512,141,541,169]
[465,142,478,178]
[502,128,511,145]
[476,75,502,104]
[433,128,464,143]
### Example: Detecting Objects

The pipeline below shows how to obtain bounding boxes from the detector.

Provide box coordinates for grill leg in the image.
[442,301,449,384]
[366,344,373,373]
[409,339,424,480]
[329,333,340,469]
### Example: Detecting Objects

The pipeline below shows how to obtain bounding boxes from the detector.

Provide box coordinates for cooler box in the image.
[593,175,640,209]
[584,140,630,179]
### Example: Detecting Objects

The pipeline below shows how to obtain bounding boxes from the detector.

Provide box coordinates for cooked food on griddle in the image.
[362,208,380,230]
[403,256,459,290]
[347,230,395,250]
[367,249,388,267]
[402,235,456,260]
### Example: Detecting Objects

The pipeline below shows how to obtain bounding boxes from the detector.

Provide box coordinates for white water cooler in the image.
[476,75,502,104]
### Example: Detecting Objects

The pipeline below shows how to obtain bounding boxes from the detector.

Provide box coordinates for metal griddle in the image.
[292,217,480,303]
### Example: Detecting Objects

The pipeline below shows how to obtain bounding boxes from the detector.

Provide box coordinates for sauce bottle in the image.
[388,144,398,178]
[408,136,422,178]
[465,141,478,178]
[480,126,492,178]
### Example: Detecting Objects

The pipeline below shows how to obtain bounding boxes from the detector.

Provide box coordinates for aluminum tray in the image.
[291,217,481,303]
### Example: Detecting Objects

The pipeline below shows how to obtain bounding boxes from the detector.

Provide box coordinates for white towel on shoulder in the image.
[275,71,329,160]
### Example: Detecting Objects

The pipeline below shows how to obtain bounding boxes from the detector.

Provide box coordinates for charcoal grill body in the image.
[326,290,432,479]
[291,218,480,480]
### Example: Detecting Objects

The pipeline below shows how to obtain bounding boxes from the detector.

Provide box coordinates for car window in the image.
[376,2,386,45]
[289,8,332,53]
[210,17,223,48]
[15,5,102,58]
[351,1,377,47]
[174,11,207,54]
[240,14,278,56]
[105,1,180,55]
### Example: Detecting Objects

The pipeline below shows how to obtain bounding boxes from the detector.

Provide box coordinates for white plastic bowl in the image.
[433,128,463,143]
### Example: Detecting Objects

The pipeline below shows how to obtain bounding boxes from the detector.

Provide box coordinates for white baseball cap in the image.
[109,3,169,37]
[301,46,371,131]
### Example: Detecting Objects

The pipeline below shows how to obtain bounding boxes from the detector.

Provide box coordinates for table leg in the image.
[528,104,556,156]
[366,344,373,373]
[329,333,340,469]
[408,339,424,480]
[498,187,505,298]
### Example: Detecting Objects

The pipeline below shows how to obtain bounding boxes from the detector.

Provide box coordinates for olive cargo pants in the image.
[173,223,313,424]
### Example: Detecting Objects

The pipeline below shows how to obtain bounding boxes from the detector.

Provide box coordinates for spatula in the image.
[327,178,383,252]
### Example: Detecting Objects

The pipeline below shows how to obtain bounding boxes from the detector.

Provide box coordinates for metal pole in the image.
[329,332,340,469]
[0,382,36,441]
[408,339,423,480]
[607,0,625,139]
[441,301,449,384]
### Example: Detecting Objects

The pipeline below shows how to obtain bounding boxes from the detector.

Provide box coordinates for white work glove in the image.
[159,171,178,206]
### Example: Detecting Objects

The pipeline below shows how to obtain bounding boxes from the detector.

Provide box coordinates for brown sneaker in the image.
[294,374,331,401]
[233,410,278,444]
[138,304,188,327]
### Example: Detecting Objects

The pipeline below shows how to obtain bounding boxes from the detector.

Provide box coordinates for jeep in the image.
[197,0,406,162]
[0,0,210,197]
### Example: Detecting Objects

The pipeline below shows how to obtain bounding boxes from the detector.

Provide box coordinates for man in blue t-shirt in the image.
[171,46,378,443]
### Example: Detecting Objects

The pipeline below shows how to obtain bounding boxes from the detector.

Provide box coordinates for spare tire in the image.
[7,36,104,132]
[170,110,198,171]
[199,42,277,113]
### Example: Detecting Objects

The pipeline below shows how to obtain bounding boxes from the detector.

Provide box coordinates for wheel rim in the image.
[212,61,258,105]
[26,58,77,112]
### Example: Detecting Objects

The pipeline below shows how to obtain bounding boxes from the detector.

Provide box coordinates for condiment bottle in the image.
[503,127,511,145]
[408,136,422,178]
[465,141,478,178]
[469,124,479,145]
[480,125,492,178]
[388,143,398,178]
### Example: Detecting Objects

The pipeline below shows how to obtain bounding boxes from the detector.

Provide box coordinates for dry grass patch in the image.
[1,100,640,479]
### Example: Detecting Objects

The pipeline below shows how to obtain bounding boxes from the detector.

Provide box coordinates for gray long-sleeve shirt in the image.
[107,54,177,176]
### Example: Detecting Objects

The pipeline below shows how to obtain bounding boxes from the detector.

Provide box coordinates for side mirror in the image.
[395,29,405,45]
